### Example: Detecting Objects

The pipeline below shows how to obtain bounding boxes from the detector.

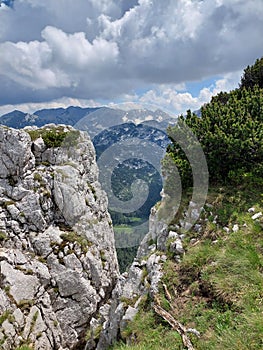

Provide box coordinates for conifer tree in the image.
[166,57,263,187]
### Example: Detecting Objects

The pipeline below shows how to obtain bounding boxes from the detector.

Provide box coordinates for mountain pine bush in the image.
[166,56,263,187]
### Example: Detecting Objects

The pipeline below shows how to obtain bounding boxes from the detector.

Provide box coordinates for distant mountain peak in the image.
[0,105,177,137]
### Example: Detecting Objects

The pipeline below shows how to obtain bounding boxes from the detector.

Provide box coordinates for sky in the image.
[0,0,262,117]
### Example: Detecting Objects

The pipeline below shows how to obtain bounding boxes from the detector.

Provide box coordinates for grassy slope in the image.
[112,180,263,350]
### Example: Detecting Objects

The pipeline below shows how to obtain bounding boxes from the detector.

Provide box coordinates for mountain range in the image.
[0,106,176,137]
[0,106,176,253]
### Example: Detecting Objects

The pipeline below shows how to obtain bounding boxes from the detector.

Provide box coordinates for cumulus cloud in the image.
[0,97,100,116]
[0,39,69,89]
[0,71,247,116]
[41,26,119,71]
[137,71,242,114]
[0,0,262,107]
[0,25,119,99]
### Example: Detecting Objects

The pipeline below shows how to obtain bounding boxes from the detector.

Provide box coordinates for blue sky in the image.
[0,0,262,117]
[0,1,14,8]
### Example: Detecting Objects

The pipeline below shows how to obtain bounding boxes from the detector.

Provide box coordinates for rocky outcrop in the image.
[93,188,263,350]
[86,206,169,350]
[92,201,202,349]
[0,125,119,350]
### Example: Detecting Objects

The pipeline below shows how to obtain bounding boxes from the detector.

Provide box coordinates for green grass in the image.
[0,310,11,326]
[169,186,263,349]
[0,231,7,241]
[113,310,184,350]
[112,184,263,350]
[114,225,134,235]
[60,231,92,253]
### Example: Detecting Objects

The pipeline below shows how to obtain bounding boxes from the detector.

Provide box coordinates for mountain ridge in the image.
[0,106,176,136]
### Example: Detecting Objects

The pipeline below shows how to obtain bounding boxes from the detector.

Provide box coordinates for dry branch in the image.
[163,283,172,303]
[153,303,197,350]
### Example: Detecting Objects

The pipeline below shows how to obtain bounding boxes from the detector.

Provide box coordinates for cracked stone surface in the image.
[92,201,197,349]
[0,125,119,350]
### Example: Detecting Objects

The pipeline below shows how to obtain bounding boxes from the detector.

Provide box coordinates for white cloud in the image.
[0,97,101,116]
[137,71,241,114]
[42,26,119,70]
[0,26,119,91]
[138,87,199,114]
[0,39,68,89]
[0,0,262,107]
[0,70,248,116]
[198,71,242,102]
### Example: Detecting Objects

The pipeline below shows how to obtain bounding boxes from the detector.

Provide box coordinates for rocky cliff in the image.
[0,125,119,350]
[88,195,195,350]
[91,206,169,350]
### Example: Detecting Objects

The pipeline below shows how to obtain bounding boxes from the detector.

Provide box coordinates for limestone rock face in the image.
[90,207,168,350]
[0,125,119,350]
[92,203,190,350]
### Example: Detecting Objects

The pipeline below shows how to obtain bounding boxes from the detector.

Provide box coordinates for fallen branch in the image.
[153,303,198,350]
[163,283,172,303]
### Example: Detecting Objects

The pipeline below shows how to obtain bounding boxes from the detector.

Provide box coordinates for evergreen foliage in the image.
[240,57,263,89]
[166,57,263,186]
[116,246,139,273]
